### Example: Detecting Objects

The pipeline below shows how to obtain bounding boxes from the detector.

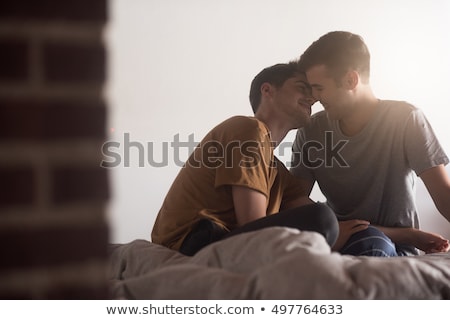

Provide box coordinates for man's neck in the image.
[254,113,291,148]
[339,94,379,137]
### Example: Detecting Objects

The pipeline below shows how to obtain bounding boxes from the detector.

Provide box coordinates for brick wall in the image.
[0,0,109,299]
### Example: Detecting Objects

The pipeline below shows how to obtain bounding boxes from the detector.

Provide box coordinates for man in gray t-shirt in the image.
[291,31,450,256]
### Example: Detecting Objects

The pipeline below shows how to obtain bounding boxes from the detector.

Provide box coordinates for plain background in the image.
[104,0,450,244]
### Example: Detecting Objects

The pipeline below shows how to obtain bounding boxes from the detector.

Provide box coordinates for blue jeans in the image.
[339,226,404,257]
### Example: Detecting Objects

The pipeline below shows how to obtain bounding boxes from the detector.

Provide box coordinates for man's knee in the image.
[307,203,339,247]
[340,226,397,257]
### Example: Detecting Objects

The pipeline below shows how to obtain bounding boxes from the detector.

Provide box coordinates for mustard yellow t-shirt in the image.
[151,116,306,250]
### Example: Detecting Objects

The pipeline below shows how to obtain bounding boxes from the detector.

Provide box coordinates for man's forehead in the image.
[306,64,333,79]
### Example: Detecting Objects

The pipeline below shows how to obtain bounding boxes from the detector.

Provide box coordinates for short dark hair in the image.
[299,31,371,84]
[249,62,304,113]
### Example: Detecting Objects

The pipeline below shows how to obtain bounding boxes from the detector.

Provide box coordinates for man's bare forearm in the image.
[375,225,413,244]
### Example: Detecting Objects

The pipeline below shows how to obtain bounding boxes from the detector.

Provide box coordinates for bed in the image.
[108,227,450,299]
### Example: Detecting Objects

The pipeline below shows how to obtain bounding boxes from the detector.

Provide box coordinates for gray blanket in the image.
[108,227,450,299]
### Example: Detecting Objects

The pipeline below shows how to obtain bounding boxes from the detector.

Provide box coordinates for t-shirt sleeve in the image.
[404,109,449,175]
[290,128,315,182]
[213,123,274,198]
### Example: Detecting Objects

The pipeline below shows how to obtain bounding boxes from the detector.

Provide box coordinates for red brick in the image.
[44,42,105,84]
[0,98,106,141]
[0,284,110,300]
[0,167,34,207]
[51,166,109,204]
[0,222,108,271]
[0,0,107,23]
[0,38,29,82]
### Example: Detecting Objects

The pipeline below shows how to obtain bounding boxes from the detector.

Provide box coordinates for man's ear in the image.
[344,70,359,90]
[260,82,273,98]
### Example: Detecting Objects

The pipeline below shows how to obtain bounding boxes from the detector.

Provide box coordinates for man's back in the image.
[152,116,277,250]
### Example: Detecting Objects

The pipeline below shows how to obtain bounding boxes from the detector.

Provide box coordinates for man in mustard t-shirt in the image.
[151,62,339,255]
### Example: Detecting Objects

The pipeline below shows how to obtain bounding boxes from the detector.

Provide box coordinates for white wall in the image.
[104,0,450,244]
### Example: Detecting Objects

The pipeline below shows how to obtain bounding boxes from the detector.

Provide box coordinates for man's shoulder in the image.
[209,116,269,141]
[379,99,419,116]
[215,116,268,133]
[302,110,331,133]
[310,110,328,122]
[220,115,261,126]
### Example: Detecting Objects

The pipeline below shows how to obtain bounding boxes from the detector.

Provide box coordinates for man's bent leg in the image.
[226,202,339,247]
[339,226,398,257]
[179,219,228,256]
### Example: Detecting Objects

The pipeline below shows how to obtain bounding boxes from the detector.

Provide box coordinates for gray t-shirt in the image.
[291,100,449,254]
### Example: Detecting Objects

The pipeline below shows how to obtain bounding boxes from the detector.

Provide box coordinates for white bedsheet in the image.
[108,227,450,299]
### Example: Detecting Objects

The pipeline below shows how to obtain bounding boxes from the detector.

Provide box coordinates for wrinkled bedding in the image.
[108,227,450,299]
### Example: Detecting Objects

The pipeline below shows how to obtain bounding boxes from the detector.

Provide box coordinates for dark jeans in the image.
[179,202,339,256]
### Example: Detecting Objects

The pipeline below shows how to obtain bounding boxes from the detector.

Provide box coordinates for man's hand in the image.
[332,219,370,251]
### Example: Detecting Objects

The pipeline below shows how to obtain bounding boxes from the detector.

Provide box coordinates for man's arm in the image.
[419,164,450,223]
[356,165,450,253]
[231,185,268,226]
[376,225,449,253]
